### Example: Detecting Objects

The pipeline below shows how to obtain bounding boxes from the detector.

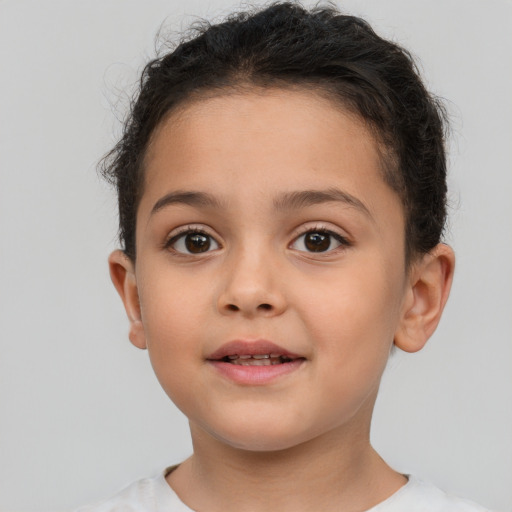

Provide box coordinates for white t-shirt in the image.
[75,468,492,512]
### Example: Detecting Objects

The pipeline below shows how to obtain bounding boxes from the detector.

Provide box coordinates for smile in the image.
[207,340,305,385]
[223,354,296,366]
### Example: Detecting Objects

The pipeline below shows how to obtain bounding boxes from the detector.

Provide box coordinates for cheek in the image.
[303,257,404,356]
[300,264,402,423]
[137,271,209,381]
[139,266,209,334]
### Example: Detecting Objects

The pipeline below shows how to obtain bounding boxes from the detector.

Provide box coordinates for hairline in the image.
[132,81,412,265]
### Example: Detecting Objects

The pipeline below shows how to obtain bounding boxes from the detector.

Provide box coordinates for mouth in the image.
[207,340,305,385]
[218,354,298,366]
[206,340,305,370]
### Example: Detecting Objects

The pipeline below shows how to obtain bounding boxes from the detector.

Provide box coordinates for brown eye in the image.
[304,232,330,252]
[291,230,346,253]
[168,230,219,254]
[185,233,210,253]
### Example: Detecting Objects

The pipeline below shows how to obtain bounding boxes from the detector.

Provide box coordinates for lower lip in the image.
[208,359,304,385]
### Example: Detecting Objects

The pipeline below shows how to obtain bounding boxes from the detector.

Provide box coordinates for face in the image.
[123,89,412,452]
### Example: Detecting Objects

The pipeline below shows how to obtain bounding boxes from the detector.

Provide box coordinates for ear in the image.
[394,244,455,353]
[108,250,147,350]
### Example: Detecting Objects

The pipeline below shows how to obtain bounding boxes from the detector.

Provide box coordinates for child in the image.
[78,2,491,510]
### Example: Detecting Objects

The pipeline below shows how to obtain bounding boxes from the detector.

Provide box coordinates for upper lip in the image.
[207,339,303,361]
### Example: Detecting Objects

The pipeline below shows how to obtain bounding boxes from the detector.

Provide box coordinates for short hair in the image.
[101,1,449,262]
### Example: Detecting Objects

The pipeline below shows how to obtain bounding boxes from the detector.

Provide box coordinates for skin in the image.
[109,89,455,512]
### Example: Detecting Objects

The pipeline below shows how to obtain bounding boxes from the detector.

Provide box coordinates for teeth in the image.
[239,358,272,366]
[227,355,292,366]
[221,353,298,365]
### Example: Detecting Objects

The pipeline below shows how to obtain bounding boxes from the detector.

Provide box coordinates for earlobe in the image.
[108,250,147,350]
[394,244,455,353]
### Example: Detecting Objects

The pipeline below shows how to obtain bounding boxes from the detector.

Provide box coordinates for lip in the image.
[207,339,302,360]
[206,339,305,386]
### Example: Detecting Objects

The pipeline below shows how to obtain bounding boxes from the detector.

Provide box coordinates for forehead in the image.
[140,88,402,224]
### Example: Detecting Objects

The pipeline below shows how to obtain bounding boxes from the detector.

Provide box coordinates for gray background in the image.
[0,0,511,510]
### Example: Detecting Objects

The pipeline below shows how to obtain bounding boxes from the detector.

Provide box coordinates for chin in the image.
[203,416,321,453]
[217,433,306,453]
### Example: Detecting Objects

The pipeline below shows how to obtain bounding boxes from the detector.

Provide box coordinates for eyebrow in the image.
[273,188,373,219]
[150,190,224,216]
[150,187,372,219]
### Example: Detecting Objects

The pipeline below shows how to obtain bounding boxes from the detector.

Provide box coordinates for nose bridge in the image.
[217,237,285,317]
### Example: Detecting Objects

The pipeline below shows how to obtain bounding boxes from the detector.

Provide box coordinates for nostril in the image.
[221,302,276,314]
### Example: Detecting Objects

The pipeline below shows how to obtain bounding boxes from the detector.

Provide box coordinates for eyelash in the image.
[289,225,351,254]
[164,225,351,256]
[164,226,220,255]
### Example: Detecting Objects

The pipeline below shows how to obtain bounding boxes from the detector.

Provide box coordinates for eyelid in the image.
[164,224,209,242]
[290,222,351,242]
[289,223,352,253]
[162,222,350,254]
[163,224,221,253]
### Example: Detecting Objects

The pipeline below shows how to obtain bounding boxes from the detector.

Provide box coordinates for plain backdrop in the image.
[1,0,511,510]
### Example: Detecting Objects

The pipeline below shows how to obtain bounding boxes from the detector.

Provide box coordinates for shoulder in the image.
[74,467,192,512]
[371,475,493,512]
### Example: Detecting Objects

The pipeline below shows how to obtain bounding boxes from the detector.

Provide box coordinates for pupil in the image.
[305,232,330,252]
[185,233,210,253]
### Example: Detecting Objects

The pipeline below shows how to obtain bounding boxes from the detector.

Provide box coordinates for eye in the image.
[167,230,220,254]
[291,230,347,253]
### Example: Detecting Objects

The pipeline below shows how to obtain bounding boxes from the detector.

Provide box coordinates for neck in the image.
[167,408,406,512]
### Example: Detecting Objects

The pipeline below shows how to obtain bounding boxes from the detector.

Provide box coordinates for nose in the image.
[216,247,287,318]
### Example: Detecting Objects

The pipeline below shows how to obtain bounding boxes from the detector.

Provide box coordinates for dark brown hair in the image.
[101,2,448,262]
